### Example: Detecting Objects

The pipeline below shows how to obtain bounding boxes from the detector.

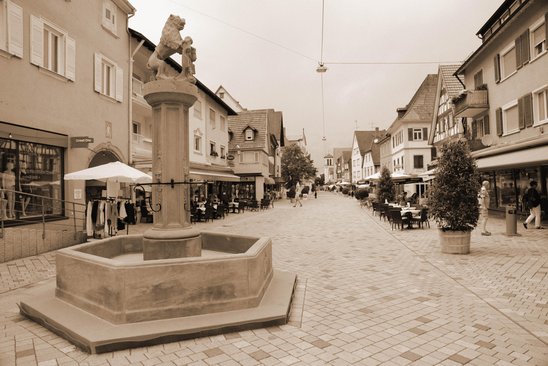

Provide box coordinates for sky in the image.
[128,0,503,171]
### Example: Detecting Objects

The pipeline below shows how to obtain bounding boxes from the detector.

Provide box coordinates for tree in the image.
[429,140,480,231]
[281,144,317,187]
[376,166,395,203]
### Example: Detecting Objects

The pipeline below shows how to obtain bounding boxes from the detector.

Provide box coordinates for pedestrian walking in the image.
[293,186,303,207]
[523,180,543,229]
[478,180,491,236]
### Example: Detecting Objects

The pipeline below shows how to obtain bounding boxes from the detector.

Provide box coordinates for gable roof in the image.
[332,147,351,162]
[354,130,386,156]
[439,64,464,98]
[228,109,284,152]
[398,74,438,123]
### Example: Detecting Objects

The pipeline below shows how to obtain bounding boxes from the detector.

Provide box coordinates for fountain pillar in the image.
[142,80,201,259]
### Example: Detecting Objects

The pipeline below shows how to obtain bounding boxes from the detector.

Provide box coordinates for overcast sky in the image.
[129,0,503,170]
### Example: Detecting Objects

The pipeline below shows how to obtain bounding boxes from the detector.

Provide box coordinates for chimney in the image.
[375,127,379,131]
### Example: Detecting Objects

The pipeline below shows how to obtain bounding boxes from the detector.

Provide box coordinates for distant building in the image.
[323,153,335,184]
[215,86,246,113]
[351,129,385,183]
[332,148,351,182]
[228,109,284,201]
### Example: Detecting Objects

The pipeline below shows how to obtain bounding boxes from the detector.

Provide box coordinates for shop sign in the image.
[70,136,94,148]
[226,154,235,160]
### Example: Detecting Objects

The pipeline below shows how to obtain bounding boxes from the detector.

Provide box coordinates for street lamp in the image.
[316,62,327,73]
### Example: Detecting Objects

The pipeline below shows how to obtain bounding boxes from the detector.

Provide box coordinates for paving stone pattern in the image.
[0,192,547,365]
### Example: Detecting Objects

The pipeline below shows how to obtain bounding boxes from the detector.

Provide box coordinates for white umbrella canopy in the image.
[64,161,152,184]
[364,172,381,181]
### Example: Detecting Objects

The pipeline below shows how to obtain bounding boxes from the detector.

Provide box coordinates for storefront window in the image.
[517,168,538,212]
[495,170,517,207]
[0,138,63,220]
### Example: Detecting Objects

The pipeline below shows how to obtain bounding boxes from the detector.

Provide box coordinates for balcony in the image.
[132,133,152,159]
[453,89,489,118]
[132,77,150,111]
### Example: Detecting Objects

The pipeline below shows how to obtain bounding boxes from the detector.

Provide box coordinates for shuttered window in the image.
[30,15,75,81]
[0,0,23,57]
[496,108,503,136]
[515,29,530,69]
[94,53,123,101]
[494,54,501,83]
[518,93,533,129]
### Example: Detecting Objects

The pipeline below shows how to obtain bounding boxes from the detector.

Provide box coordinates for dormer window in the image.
[244,126,256,141]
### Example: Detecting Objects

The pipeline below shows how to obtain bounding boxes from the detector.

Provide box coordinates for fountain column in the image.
[142,80,201,259]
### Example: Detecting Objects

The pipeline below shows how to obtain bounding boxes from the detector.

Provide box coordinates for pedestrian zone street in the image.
[1,192,547,366]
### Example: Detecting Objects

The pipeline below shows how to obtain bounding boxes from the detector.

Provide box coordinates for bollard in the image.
[505,205,519,236]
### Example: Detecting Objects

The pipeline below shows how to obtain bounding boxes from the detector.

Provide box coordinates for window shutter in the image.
[496,108,503,136]
[422,127,427,140]
[515,36,522,69]
[484,115,490,135]
[546,13,548,48]
[7,1,23,58]
[115,65,123,102]
[65,36,76,81]
[518,96,525,129]
[524,93,533,127]
[471,120,477,140]
[521,30,530,66]
[94,53,102,92]
[494,54,501,83]
[30,15,43,67]
[408,128,413,141]
[474,70,483,89]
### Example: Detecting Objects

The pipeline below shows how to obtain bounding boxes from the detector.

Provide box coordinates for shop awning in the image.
[189,168,240,182]
[265,177,276,185]
[476,145,548,170]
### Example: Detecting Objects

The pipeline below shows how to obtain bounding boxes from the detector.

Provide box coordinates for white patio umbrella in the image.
[64,161,152,183]
[391,171,412,181]
[364,172,381,181]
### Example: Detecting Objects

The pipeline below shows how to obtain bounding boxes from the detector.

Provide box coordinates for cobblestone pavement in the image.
[1,192,547,366]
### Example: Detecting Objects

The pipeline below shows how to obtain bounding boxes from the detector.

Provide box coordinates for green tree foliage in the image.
[376,166,395,203]
[281,144,317,186]
[429,140,480,231]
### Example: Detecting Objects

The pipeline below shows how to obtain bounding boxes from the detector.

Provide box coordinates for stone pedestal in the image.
[142,80,201,260]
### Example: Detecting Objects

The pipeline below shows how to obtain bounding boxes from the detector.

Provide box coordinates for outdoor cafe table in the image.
[228,201,239,213]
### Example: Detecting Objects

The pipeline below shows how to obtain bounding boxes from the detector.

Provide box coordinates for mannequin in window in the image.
[3,161,16,218]
[19,160,31,216]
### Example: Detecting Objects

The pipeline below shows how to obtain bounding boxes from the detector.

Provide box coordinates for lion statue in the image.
[147,14,196,83]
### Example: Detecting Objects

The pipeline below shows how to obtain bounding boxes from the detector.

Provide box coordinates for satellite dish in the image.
[481,134,494,147]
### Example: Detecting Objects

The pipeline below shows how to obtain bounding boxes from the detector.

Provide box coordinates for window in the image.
[220,116,226,131]
[408,128,427,141]
[132,122,140,135]
[245,128,254,141]
[473,70,483,89]
[220,146,225,158]
[0,0,23,57]
[209,141,217,156]
[503,102,519,135]
[30,16,75,80]
[533,86,548,125]
[209,108,216,129]
[471,116,490,139]
[0,139,63,219]
[413,155,424,169]
[194,135,201,152]
[531,20,546,57]
[102,0,117,35]
[501,45,517,79]
[94,53,123,101]
[193,100,202,119]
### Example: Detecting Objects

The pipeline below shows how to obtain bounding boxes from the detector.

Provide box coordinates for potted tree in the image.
[429,140,480,254]
[376,166,395,203]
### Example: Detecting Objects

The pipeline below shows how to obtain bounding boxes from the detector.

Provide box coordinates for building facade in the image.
[0,0,135,222]
[323,153,334,184]
[351,129,385,183]
[454,0,548,215]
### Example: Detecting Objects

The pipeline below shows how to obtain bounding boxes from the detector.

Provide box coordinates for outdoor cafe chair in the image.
[389,210,408,230]
[411,208,430,228]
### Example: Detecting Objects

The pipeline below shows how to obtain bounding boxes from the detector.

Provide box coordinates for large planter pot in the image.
[439,229,471,254]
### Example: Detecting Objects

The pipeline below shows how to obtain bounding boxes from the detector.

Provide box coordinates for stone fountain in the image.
[18,16,296,354]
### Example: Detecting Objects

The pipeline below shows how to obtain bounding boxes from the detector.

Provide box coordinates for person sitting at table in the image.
[399,191,408,206]
[409,193,418,205]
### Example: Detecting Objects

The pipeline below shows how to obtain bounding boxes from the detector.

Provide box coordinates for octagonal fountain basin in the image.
[19,231,297,353]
